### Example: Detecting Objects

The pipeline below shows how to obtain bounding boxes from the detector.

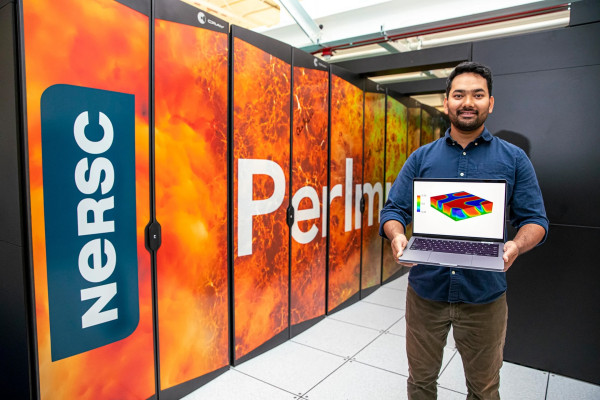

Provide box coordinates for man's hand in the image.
[502,223,546,272]
[502,240,519,271]
[391,233,417,267]
[383,220,417,267]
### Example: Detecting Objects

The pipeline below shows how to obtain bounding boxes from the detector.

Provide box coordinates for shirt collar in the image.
[444,127,493,146]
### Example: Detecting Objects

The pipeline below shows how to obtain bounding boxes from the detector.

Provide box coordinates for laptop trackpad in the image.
[472,255,504,270]
[428,253,472,266]
[399,249,432,263]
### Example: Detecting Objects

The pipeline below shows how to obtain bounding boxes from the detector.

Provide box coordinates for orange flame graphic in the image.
[382,96,408,281]
[290,66,329,326]
[328,74,363,311]
[407,107,422,155]
[232,38,291,360]
[154,19,229,389]
[361,92,386,290]
[421,109,434,145]
[23,0,154,398]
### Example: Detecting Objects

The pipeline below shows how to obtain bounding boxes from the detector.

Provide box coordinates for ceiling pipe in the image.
[312,3,570,57]
[278,0,323,44]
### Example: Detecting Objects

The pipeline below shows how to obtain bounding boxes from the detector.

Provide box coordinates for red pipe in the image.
[312,3,570,56]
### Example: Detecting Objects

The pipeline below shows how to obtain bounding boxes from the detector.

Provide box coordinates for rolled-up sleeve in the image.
[379,153,417,238]
[509,150,549,245]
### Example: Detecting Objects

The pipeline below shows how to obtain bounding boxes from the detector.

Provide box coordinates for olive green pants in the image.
[406,285,508,400]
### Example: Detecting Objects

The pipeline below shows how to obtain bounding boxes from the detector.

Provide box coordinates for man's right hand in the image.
[391,233,417,267]
[383,220,417,267]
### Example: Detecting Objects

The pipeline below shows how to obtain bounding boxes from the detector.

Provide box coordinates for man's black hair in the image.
[445,62,493,98]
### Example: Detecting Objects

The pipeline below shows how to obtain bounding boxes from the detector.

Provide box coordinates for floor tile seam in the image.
[544,371,550,400]
[354,329,456,354]
[353,298,407,311]
[437,348,459,378]
[233,347,351,398]
[383,314,407,337]
[349,358,410,378]
[288,339,358,360]
[348,327,389,360]
[360,299,406,311]
[300,357,355,398]
[319,316,383,333]
[327,314,405,333]
[546,371,600,389]
[383,314,406,332]
[356,297,405,315]
[502,360,554,376]
[381,328,458,353]
[375,286,406,293]
[382,286,408,293]
[385,330,406,338]
[230,367,305,398]
[437,383,468,396]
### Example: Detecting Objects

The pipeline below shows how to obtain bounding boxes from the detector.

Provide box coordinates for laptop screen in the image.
[412,179,507,241]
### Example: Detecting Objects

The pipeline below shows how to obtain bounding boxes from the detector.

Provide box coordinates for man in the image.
[380,62,548,399]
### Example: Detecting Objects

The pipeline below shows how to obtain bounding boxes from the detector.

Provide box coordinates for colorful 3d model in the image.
[430,191,493,221]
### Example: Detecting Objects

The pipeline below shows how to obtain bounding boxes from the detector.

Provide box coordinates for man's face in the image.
[444,72,494,133]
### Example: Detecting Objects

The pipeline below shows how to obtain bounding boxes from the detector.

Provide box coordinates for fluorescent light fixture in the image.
[369,68,454,84]
[412,93,446,111]
[420,12,570,48]
[320,9,569,63]
[278,0,322,44]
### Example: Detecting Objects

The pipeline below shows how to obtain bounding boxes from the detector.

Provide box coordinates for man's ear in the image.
[443,97,449,115]
[488,96,495,113]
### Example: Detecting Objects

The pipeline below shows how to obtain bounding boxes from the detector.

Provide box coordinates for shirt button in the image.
[475,142,479,146]
[462,152,466,156]
[452,271,456,275]
[460,172,464,177]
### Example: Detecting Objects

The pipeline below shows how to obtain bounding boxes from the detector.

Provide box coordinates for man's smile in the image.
[458,109,478,117]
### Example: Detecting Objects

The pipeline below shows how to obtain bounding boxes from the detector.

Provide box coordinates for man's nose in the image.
[463,95,475,107]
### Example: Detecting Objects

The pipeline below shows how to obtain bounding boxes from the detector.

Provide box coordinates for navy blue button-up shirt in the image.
[380,128,549,304]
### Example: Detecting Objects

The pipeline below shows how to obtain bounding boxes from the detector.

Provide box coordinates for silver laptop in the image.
[398,178,507,272]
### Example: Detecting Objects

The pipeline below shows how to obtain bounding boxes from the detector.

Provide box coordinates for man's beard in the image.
[450,108,487,131]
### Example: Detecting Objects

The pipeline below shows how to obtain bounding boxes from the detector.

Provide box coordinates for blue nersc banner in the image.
[41,84,139,361]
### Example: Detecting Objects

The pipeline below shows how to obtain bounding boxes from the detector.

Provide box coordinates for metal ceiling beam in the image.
[279,0,573,53]
[377,42,401,54]
[277,0,322,44]
[335,42,471,76]
[309,2,570,57]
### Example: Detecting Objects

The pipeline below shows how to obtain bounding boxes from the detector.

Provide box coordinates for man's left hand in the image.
[502,241,520,271]
[502,223,546,272]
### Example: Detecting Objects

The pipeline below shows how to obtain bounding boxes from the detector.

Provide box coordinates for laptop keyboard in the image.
[410,238,499,257]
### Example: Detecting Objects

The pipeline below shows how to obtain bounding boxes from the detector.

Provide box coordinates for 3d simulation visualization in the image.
[430,191,493,221]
